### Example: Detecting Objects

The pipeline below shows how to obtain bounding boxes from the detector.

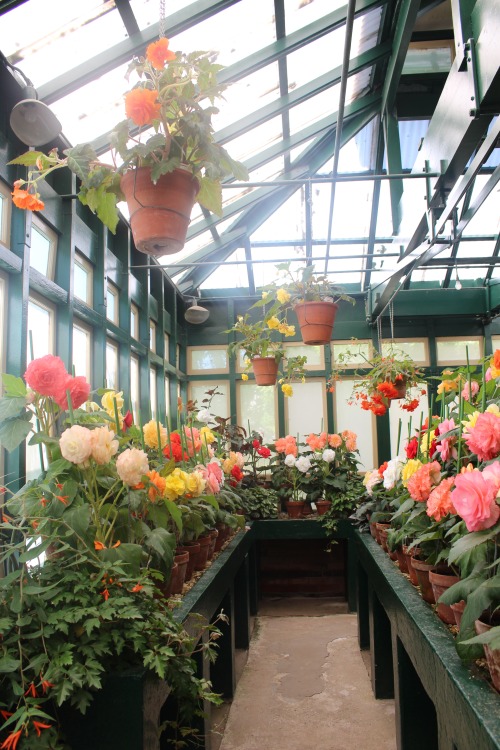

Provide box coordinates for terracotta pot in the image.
[170,551,189,595]
[315,499,331,516]
[120,167,199,256]
[383,376,407,407]
[395,547,409,574]
[375,522,391,547]
[450,600,466,628]
[251,356,279,386]
[156,562,178,599]
[214,523,229,552]
[475,618,500,692]
[286,501,306,518]
[207,529,218,560]
[294,301,338,345]
[194,534,212,571]
[176,542,200,581]
[411,557,437,604]
[369,521,378,539]
[429,569,461,624]
[403,545,420,586]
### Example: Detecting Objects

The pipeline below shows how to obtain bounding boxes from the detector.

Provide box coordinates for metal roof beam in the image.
[380,0,421,115]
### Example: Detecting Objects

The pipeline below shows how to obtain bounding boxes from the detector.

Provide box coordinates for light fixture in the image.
[10,84,62,147]
[454,264,462,291]
[184,298,209,324]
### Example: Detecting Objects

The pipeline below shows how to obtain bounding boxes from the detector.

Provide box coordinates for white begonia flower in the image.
[284,454,296,467]
[322,449,336,463]
[197,408,212,424]
[365,469,382,496]
[383,458,403,490]
[295,455,312,473]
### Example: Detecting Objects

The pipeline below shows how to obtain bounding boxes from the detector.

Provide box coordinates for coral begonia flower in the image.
[125,88,161,127]
[0,730,22,750]
[33,721,52,738]
[11,187,44,211]
[146,38,176,69]
[94,540,106,550]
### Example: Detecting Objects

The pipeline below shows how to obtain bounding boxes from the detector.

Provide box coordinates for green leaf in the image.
[7,151,47,167]
[19,538,53,563]
[448,526,500,565]
[0,413,32,452]
[196,176,222,216]
[164,499,183,533]
[62,504,91,537]
[0,396,28,422]
[0,656,20,673]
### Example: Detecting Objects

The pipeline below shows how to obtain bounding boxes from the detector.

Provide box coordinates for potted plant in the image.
[260,262,355,345]
[9,38,248,256]
[226,303,307,395]
[343,344,425,415]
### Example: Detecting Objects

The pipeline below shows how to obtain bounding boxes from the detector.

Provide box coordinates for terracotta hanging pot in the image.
[120,167,199,257]
[251,356,279,386]
[294,301,338,345]
[383,376,407,407]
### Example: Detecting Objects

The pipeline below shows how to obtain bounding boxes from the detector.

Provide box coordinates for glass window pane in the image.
[106,341,119,390]
[130,356,139,422]
[164,333,170,363]
[332,341,371,366]
[150,367,157,421]
[189,383,230,425]
[237,383,277,444]
[72,324,91,381]
[27,299,52,361]
[106,285,118,324]
[30,224,52,277]
[131,305,139,339]
[149,321,156,353]
[389,383,429,458]
[189,348,228,372]
[284,343,323,369]
[164,376,170,422]
[333,379,375,471]
[381,340,429,365]
[436,338,483,364]
[74,257,92,305]
[285,380,326,439]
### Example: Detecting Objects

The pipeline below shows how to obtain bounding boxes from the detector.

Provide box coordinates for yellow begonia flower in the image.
[262,291,269,300]
[185,470,206,497]
[267,316,280,330]
[164,468,188,500]
[437,378,459,395]
[241,373,249,381]
[277,288,290,304]
[143,419,167,449]
[102,390,124,412]
[462,411,479,433]
[281,383,293,397]
[200,426,216,444]
[419,432,429,457]
[402,459,422,486]
[278,323,295,337]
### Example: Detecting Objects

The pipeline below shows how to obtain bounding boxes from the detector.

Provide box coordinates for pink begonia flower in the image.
[205,461,224,493]
[485,368,492,382]
[465,411,500,461]
[24,354,68,398]
[436,418,457,462]
[90,426,119,465]
[407,461,442,502]
[59,425,93,465]
[461,380,479,401]
[116,448,149,486]
[54,375,91,410]
[426,477,455,522]
[451,469,500,532]
[483,461,500,489]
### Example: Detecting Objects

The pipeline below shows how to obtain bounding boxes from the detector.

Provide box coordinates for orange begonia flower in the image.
[131,583,143,592]
[55,494,68,505]
[94,540,106,550]
[146,38,176,69]
[33,721,51,738]
[376,381,399,399]
[0,712,12,722]
[11,188,44,211]
[125,88,161,127]
[101,588,110,601]
[0,730,22,750]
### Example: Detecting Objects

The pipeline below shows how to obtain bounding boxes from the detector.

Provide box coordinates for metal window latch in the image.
[464,38,480,119]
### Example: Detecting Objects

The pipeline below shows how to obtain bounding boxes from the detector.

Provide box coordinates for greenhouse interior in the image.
[0,0,499,748]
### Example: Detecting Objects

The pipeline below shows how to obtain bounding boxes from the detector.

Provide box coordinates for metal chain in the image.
[159,0,166,38]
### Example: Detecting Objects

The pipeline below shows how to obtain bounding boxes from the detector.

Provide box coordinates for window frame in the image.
[130,303,139,340]
[106,282,119,325]
[72,318,92,382]
[435,336,484,365]
[187,345,229,375]
[30,215,57,281]
[74,252,93,307]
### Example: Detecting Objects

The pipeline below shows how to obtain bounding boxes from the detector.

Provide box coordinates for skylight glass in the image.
[200,248,249,289]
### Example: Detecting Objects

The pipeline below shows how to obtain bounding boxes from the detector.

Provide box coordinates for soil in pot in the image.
[429,569,461,624]
[411,557,437,604]
[294,301,338,345]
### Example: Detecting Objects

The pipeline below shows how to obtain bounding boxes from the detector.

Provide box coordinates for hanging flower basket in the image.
[121,167,199,257]
[251,356,279,386]
[382,376,407,407]
[294,301,338,345]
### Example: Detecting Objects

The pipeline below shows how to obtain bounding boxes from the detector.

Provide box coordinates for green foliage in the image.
[236,486,279,520]
[319,473,366,540]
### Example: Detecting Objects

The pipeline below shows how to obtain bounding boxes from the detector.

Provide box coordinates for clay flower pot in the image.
[395,547,409,573]
[375,522,391,548]
[121,167,199,256]
[286,501,306,518]
[294,300,338,345]
[194,534,212,571]
[429,569,461,624]
[475,618,500,692]
[251,356,279,386]
[411,557,437,604]
[176,541,201,581]
[403,545,421,586]
[170,551,189,595]
[315,499,332,516]
[450,600,466,628]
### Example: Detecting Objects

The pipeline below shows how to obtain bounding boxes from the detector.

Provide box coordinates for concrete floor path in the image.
[213,598,396,750]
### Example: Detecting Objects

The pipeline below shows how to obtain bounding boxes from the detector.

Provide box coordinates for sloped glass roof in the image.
[0,0,498,301]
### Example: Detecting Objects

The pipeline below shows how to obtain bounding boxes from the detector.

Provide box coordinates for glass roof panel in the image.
[250,189,306,241]
[0,1,126,87]
[200,248,249,289]
[251,246,307,289]
[210,64,281,132]
[284,0,347,34]
[397,119,430,169]
[222,115,284,164]
[312,181,374,239]
[460,175,500,236]
[326,244,367,285]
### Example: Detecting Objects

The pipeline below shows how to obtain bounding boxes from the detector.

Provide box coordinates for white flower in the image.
[363,469,382,496]
[284,454,296,467]
[322,449,336,463]
[116,448,149,486]
[197,408,212,424]
[295,455,312,473]
[383,458,403,490]
[59,425,93,465]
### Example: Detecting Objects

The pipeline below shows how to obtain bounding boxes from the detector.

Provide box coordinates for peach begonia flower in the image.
[465,410,500,461]
[125,88,161,127]
[328,434,342,449]
[185,470,206,497]
[451,468,500,532]
[143,419,168,450]
[426,477,455,522]
[90,426,119,465]
[490,349,500,378]
[59,425,93,465]
[116,448,149,486]
[24,354,68,397]
[306,432,328,451]
[145,470,167,502]
[274,435,298,456]
[342,430,357,452]
[146,37,176,69]
[12,187,44,211]
[407,460,442,502]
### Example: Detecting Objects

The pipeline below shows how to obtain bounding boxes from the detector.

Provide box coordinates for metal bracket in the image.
[465,38,481,119]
